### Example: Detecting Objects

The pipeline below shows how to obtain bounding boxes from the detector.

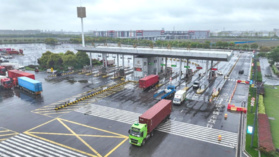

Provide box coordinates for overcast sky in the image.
[1,0,279,32]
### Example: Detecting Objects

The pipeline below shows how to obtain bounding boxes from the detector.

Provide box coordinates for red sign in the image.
[211,68,218,71]
[196,67,202,69]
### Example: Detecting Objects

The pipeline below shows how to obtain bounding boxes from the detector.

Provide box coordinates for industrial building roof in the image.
[76,46,233,61]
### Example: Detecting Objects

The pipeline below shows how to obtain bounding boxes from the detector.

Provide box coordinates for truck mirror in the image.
[141,132,143,137]
[128,130,130,134]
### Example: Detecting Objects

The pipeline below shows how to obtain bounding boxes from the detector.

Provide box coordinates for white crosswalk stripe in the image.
[0,134,87,157]
[76,104,238,148]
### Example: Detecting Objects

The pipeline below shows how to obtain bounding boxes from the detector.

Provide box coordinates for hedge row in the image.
[258,114,276,152]
[258,95,265,114]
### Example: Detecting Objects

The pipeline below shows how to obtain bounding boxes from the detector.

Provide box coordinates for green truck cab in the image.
[128,99,172,146]
[128,123,149,146]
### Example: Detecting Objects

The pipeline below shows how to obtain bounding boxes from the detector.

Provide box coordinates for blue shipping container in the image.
[18,77,42,94]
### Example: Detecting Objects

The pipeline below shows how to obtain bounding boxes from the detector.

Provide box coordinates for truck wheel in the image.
[141,139,146,146]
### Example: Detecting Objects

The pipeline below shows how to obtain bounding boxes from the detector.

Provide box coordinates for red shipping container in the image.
[139,75,159,89]
[8,70,35,80]
[139,99,172,134]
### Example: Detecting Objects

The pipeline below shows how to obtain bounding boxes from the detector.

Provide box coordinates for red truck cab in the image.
[1,78,13,89]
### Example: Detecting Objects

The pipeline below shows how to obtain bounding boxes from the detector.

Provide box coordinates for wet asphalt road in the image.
[0,45,252,157]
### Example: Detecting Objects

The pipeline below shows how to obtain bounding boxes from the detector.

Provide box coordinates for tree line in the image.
[69,37,259,50]
[37,50,90,70]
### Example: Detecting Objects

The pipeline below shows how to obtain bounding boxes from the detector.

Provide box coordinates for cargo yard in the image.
[0,44,253,157]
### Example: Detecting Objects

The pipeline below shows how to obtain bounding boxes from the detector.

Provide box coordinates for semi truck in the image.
[139,75,159,90]
[153,85,176,100]
[128,99,172,146]
[18,77,42,95]
[8,70,35,86]
[173,90,187,105]
[0,76,13,89]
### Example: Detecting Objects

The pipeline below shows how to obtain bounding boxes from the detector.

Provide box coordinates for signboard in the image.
[161,64,165,66]
[211,68,218,71]
[149,62,154,65]
[184,66,190,69]
[247,126,253,134]
[250,80,253,85]
[196,67,202,69]
[171,65,177,67]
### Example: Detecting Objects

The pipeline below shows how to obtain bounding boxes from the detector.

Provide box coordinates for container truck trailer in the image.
[18,77,42,95]
[139,75,159,90]
[128,99,172,146]
[8,70,35,86]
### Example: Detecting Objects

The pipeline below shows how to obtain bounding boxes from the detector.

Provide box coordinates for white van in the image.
[173,90,187,105]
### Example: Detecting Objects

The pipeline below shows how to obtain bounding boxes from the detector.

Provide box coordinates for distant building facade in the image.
[88,30,210,40]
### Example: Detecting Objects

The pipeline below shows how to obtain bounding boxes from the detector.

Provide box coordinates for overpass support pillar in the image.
[165,57,168,74]
[206,60,209,76]
[133,55,135,70]
[104,53,107,69]
[156,57,159,75]
[122,54,124,68]
[117,54,119,69]
[211,60,213,69]
[179,58,182,82]
[89,53,92,72]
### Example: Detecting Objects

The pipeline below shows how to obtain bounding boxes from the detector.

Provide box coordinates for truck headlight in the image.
[137,135,140,137]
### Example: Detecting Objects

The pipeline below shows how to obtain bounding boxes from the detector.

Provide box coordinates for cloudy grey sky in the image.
[1,0,279,32]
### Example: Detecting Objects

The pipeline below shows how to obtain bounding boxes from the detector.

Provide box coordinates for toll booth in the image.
[133,56,163,78]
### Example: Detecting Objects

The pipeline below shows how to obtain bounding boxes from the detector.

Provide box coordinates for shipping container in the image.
[18,77,42,94]
[139,75,159,89]
[8,70,35,80]
[139,99,172,134]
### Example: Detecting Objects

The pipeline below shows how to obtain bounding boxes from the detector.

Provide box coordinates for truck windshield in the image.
[0,69,5,72]
[130,127,141,136]
[173,98,180,102]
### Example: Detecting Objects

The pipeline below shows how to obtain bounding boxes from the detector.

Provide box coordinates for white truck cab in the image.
[173,90,187,105]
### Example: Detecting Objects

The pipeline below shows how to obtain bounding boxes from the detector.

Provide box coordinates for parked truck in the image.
[128,99,172,146]
[18,77,42,95]
[173,90,187,105]
[0,76,13,89]
[0,65,13,75]
[139,75,159,90]
[8,70,35,86]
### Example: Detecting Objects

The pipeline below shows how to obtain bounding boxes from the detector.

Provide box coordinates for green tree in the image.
[63,54,77,68]
[45,38,58,45]
[47,53,63,69]
[251,43,258,50]
[76,51,90,68]
[267,46,279,65]
[216,41,223,48]
[260,46,271,52]
[38,51,53,69]
[65,50,75,56]
[242,44,249,50]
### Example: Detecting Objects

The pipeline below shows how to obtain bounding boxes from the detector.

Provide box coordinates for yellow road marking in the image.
[0,130,9,133]
[25,132,97,157]
[0,133,17,137]
[104,137,128,157]
[57,118,102,157]
[28,132,125,138]
[0,138,8,141]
